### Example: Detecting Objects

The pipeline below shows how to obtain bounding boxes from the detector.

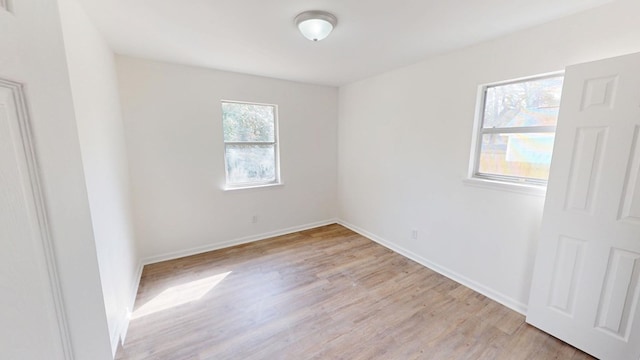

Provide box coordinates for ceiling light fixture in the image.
[294,10,337,42]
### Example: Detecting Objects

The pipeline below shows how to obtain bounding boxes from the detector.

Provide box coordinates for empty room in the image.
[2,0,640,359]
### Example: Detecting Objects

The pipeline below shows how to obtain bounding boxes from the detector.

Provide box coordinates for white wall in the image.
[57,0,139,354]
[338,0,640,313]
[0,0,113,359]
[117,57,338,262]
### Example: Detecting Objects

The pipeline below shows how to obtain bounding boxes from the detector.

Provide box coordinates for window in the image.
[222,101,280,188]
[470,74,564,187]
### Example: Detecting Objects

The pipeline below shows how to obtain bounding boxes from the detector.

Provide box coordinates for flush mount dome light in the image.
[294,10,337,41]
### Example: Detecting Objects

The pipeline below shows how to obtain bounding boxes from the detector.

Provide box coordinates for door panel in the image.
[620,126,640,223]
[0,81,67,359]
[0,3,71,359]
[595,248,640,340]
[527,52,640,360]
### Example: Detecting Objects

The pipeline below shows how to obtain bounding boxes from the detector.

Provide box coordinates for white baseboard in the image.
[141,218,339,266]
[112,259,143,356]
[118,260,143,347]
[337,219,528,315]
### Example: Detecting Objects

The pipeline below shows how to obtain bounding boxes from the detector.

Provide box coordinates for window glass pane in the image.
[482,76,564,129]
[225,144,276,184]
[222,102,274,142]
[478,133,555,181]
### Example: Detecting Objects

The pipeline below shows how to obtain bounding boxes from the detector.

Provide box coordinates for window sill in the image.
[223,182,284,192]
[463,177,547,197]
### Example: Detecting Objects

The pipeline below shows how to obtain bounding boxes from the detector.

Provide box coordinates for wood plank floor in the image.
[117,224,594,360]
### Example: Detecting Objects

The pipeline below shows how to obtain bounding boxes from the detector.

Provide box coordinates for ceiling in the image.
[77,0,612,87]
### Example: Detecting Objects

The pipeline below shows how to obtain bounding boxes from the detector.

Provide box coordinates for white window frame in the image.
[221,100,282,190]
[467,72,564,195]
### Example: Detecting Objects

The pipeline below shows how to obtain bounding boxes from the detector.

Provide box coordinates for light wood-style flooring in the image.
[117,224,594,359]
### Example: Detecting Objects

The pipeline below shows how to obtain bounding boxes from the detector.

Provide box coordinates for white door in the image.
[0,4,71,360]
[527,52,640,360]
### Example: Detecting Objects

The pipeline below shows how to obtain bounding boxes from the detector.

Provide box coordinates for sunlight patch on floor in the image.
[132,271,231,320]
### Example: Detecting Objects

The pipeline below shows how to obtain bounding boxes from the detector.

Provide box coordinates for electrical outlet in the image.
[252,215,258,224]
[411,229,418,240]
